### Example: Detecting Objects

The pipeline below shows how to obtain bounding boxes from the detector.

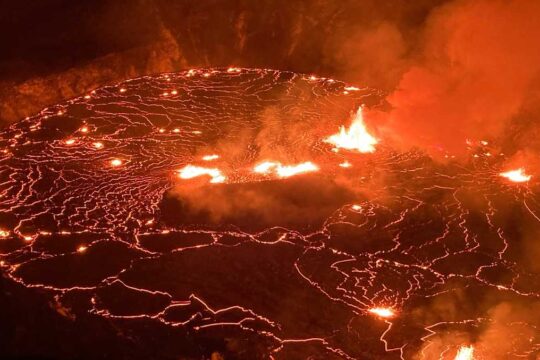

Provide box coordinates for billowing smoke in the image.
[372,0,540,157]
[164,175,358,232]
[413,300,540,359]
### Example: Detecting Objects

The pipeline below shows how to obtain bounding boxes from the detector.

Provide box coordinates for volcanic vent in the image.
[0,68,539,359]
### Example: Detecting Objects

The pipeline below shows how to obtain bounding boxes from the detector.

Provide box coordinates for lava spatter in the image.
[0,68,539,359]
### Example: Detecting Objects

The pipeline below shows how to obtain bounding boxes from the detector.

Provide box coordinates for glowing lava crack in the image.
[0,68,539,360]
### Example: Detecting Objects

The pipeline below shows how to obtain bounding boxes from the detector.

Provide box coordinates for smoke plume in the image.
[374,0,540,156]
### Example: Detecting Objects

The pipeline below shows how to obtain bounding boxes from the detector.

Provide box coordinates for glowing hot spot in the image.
[325,107,378,153]
[202,154,220,161]
[77,245,88,253]
[499,168,531,183]
[339,161,352,168]
[110,159,123,167]
[0,229,9,238]
[253,161,319,178]
[454,346,474,360]
[177,165,226,183]
[276,162,319,178]
[253,161,279,175]
[368,307,395,318]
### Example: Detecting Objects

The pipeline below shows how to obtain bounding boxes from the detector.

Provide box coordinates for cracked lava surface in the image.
[0,68,539,359]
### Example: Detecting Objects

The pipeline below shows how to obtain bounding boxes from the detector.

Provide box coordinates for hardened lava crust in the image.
[0,68,539,359]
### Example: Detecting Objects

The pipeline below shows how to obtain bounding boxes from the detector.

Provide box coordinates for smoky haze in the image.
[373,0,540,158]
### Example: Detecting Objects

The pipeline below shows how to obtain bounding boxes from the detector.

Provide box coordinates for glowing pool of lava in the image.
[0,68,538,360]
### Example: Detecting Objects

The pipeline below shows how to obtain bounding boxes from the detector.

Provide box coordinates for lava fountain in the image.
[499,168,532,183]
[325,106,378,153]
[454,346,474,360]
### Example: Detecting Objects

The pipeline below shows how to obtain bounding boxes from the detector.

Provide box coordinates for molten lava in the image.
[110,159,123,167]
[177,165,226,183]
[202,154,220,161]
[3,68,539,359]
[368,307,395,318]
[454,346,474,360]
[253,161,319,178]
[276,162,319,178]
[325,107,377,153]
[499,168,531,183]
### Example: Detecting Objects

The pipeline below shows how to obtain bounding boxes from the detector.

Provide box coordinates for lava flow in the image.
[0,68,539,360]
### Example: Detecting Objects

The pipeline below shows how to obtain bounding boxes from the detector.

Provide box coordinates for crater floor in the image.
[0,68,538,359]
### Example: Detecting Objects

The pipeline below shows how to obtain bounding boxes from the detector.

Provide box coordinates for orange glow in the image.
[110,159,123,167]
[454,346,474,360]
[253,161,319,178]
[276,162,319,178]
[368,307,395,318]
[339,161,352,168]
[177,165,226,183]
[64,139,76,146]
[93,142,104,149]
[253,161,280,175]
[351,204,362,211]
[80,126,89,133]
[499,168,531,183]
[325,107,378,153]
[202,154,220,161]
[77,245,88,253]
[0,229,9,238]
